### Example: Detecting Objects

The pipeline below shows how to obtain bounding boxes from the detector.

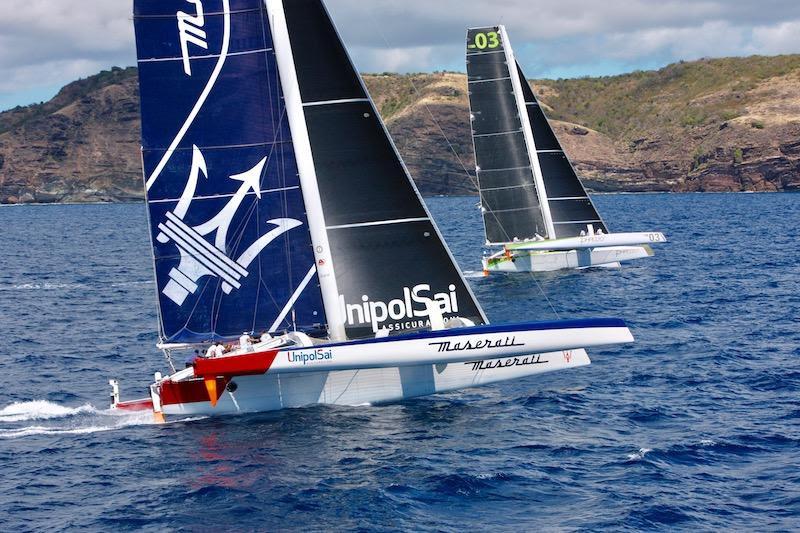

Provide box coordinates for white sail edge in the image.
[499,25,557,239]
[266,0,347,341]
[506,232,668,252]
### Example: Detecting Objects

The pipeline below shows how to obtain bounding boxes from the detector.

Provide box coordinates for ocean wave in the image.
[0,281,153,291]
[0,400,96,422]
[0,400,156,440]
[626,447,654,461]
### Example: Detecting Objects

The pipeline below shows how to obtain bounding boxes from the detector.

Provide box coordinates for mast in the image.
[499,26,556,239]
[266,0,347,341]
[270,0,486,339]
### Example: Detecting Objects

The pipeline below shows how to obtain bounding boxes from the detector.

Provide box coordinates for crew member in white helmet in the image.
[240,332,252,352]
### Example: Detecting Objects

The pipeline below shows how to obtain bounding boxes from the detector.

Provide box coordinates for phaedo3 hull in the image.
[484,245,653,274]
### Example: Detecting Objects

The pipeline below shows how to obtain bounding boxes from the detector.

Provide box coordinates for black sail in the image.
[515,62,608,238]
[466,27,547,244]
[283,0,486,338]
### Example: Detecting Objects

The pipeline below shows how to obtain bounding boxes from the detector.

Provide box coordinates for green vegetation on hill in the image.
[538,55,800,140]
[1,55,799,204]
[0,67,138,135]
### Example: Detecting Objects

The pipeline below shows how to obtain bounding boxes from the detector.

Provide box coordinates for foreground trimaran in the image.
[466,26,666,274]
[113,0,634,420]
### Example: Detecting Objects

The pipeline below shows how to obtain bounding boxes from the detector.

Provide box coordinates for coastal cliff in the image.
[1,55,799,204]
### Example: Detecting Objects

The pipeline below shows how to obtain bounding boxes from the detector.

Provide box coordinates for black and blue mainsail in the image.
[134,0,485,343]
[134,0,324,343]
[466,26,607,243]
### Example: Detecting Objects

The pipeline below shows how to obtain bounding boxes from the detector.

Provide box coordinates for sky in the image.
[2,0,800,111]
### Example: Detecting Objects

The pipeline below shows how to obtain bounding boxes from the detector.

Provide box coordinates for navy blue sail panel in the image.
[134,0,325,343]
[283,0,486,339]
[515,62,608,238]
[466,27,547,244]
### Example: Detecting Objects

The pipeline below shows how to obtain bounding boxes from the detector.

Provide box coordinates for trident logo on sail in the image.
[157,146,302,306]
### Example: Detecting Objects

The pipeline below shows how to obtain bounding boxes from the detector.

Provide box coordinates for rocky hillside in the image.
[2,56,800,203]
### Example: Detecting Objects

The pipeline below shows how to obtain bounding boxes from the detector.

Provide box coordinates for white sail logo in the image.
[177,0,208,76]
[157,146,302,306]
[340,284,460,333]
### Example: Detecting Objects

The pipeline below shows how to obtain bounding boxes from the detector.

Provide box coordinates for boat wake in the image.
[0,281,153,292]
[0,400,155,439]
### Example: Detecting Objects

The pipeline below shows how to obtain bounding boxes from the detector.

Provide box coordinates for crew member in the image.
[239,332,252,352]
[213,342,225,358]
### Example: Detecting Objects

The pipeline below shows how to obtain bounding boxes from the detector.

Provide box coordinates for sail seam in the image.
[486,206,542,214]
[149,185,300,204]
[138,48,272,64]
[553,220,603,225]
[482,183,537,192]
[302,98,370,107]
[473,129,523,138]
[467,50,505,56]
[549,196,591,201]
[326,217,430,230]
[468,76,511,84]
[537,149,563,153]
[478,165,532,173]
[134,7,262,19]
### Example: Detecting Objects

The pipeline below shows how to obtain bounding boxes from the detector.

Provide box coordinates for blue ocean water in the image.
[0,193,798,531]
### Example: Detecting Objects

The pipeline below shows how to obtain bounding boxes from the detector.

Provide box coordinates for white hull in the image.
[484,245,653,273]
[162,349,590,416]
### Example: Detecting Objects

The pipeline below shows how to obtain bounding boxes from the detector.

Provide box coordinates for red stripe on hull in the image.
[116,398,154,412]
[193,350,279,378]
[160,377,230,406]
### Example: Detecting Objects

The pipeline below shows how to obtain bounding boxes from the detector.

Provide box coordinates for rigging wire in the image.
[361,14,562,320]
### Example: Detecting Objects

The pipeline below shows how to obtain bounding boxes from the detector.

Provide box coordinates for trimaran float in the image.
[112,0,634,420]
[466,26,667,274]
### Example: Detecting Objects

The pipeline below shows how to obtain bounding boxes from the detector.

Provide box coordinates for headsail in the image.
[134,0,325,343]
[466,26,607,244]
[514,62,608,238]
[270,0,487,339]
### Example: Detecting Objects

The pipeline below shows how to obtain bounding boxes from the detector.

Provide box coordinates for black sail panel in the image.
[284,0,486,338]
[466,27,547,244]
[515,62,608,237]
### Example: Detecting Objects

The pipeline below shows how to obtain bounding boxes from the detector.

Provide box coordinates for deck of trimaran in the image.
[113,0,634,420]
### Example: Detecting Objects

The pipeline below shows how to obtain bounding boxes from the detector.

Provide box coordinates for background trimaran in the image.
[466,26,666,274]
[113,0,634,420]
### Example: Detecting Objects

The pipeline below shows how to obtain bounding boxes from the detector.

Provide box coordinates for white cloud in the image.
[2,0,800,108]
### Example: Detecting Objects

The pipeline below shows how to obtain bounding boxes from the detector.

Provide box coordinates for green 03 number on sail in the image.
[471,31,500,50]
